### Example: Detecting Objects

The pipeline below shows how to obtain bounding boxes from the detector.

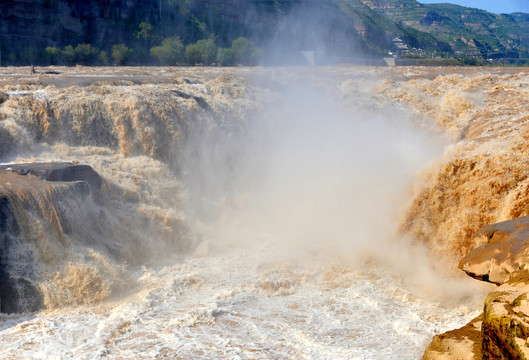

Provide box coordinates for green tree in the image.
[99,51,109,65]
[44,46,61,64]
[111,44,132,65]
[217,47,237,66]
[184,36,218,65]
[231,37,262,65]
[132,47,150,64]
[150,36,184,65]
[62,45,76,64]
[185,42,204,65]
[461,56,483,66]
[200,37,218,65]
[191,15,208,38]
[135,22,156,45]
[216,37,262,66]
[74,43,97,64]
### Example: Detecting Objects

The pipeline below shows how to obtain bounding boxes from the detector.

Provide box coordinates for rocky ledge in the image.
[0,162,101,313]
[423,216,529,360]
[0,162,102,191]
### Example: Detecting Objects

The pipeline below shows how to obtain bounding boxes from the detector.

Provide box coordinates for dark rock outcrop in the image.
[0,162,101,313]
[170,90,212,112]
[0,194,43,314]
[0,162,102,191]
[0,91,8,104]
[420,11,449,26]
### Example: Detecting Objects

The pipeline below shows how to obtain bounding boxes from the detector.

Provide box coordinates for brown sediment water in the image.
[387,67,529,260]
[1,65,524,358]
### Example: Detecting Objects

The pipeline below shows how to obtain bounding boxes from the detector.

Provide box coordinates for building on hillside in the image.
[390,36,409,57]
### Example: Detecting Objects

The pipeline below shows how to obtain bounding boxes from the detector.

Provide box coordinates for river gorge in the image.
[0,65,527,359]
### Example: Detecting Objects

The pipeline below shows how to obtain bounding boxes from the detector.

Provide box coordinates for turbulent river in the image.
[2,65,525,359]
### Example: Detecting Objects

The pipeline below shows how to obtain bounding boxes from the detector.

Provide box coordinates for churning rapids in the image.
[2,65,524,359]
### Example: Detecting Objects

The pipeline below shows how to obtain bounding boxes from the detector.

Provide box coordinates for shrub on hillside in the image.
[185,38,218,65]
[75,43,97,65]
[217,37,262,66]
[111,44,132,65]
[44,46,61,64]
[150,36,184,65]
[217,48,238,66]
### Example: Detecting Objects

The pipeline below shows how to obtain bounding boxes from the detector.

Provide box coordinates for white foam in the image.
[0,244,483,359]
[6,90,48,102]
[0,66,487,359]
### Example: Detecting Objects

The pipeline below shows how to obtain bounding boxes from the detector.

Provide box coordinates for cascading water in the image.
[0,65,497,359]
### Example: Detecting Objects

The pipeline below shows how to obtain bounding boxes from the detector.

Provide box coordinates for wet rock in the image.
[458,216,529,285]
[0,162,102,191]
[0,275,43,314]
[169,90,212,112]
[0,193,43,314]
[0,163,102,313]
[0,91,8,104]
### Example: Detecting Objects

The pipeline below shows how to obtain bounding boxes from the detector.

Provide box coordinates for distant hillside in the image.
[361,0,529,58]
[0,0,528,66]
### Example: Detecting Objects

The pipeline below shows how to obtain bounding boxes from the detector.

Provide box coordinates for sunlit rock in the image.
[425,218,529,359]
[422,315,482,360]
[481,282,529,359]
[459,217,529,285]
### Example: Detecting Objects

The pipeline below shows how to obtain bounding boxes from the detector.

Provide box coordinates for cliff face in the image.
[2,0,529,66]
[360,0,423,12]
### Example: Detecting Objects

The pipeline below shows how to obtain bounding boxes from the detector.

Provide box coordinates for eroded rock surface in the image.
[481,282,529,360]
[458,216,529,285]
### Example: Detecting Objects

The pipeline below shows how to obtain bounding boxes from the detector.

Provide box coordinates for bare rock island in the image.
[424,217,529,360]
[0,162,101,313]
